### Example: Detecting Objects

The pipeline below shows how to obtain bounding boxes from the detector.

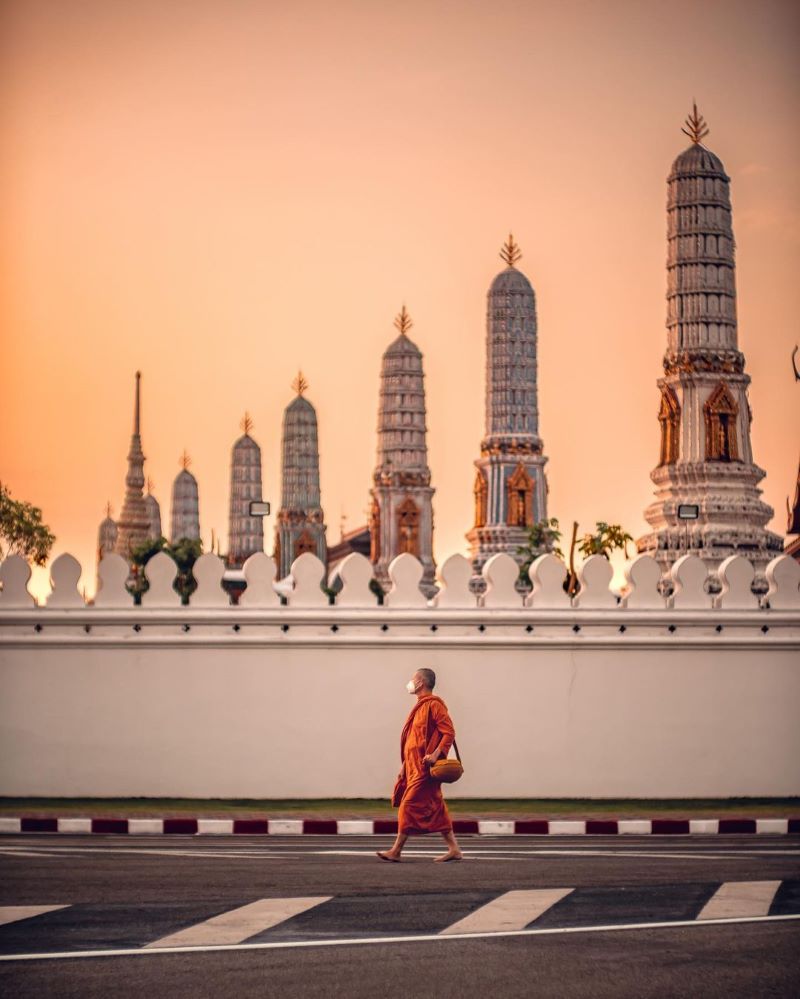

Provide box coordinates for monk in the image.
[377,667,463,863]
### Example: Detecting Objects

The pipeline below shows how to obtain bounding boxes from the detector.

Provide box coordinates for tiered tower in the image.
[114,371,151,558]
[170,451,201,543]
[144,478,162,540]
[637,106,782,579]
[370,307,436,595]
[227,412,265,568]
[275,374,327,578]
[467,237,548,572]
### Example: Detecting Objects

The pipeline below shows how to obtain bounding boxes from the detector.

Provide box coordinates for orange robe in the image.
[395,694,456,835]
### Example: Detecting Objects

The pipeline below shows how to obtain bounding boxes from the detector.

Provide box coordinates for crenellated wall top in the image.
[1,552,798,649]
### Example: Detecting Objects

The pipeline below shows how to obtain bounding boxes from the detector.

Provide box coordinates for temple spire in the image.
[681,101,709,144]
[500,234,522,268]
[371,309,436,595]
[114,371,150,558]
[227,415,264,569]
[636,114,782,582]
[275,384,326,578]
[170,451,200,542]
[467,237,548,572]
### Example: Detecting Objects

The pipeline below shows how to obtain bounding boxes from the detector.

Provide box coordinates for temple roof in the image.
[173,468,198,489]
[232,432,261,452]
[384,332,422,358]
[670,143,727,178]
[490,266,534,295]
[285,394,317,418]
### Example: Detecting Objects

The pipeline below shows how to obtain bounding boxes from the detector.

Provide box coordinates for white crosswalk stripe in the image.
[696,880,781,920]
[0,905,69,927]
[440,888,573,935]
[144,897,332,949]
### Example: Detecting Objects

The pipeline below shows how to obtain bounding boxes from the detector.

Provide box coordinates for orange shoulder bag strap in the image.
[427,701,462,765]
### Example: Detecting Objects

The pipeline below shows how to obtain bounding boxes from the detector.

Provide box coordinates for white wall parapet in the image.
[1,551,798,616]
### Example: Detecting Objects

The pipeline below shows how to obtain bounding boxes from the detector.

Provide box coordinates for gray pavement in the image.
[0,835,798,997]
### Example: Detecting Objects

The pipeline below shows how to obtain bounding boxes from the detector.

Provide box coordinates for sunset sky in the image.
[2,0,798,601]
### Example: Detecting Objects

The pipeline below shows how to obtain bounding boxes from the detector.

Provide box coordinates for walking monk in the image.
[377,668,463,863]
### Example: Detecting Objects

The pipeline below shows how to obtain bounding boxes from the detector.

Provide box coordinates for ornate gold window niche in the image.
[507,463,533,528]
[294,529,316,559]
[658,386,681,465]
[473,470,488,527]
[368,496,380,562]
[704,381,739,462]
[397,497,420,557]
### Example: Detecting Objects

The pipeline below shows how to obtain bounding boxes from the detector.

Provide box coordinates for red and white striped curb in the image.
[0,817,797,836]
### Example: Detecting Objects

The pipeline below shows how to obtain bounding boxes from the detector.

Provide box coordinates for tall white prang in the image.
[370,307,436,596]
[467,236,549,573]
[170,450,201,543]
[227,413,264,569]
[637,106,782,582]
[275,374,327,579]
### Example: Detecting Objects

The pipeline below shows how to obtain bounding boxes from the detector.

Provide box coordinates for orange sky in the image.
[1,0,798,601]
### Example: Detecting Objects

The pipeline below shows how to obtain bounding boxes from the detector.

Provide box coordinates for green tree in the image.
[128,536,203,604]
[577,522,633,559]
[516,517,563,581]
[0,482,55,565]
[565,520,633,596]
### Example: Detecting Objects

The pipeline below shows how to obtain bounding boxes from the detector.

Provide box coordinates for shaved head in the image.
[416,668,436,690]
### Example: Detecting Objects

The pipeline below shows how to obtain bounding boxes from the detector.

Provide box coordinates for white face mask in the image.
[406,679,417,694]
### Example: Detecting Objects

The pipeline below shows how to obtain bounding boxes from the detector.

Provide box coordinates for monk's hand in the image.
[423,752,439,767]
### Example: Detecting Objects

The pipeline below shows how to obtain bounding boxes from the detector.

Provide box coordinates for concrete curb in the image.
[0,817,798,836]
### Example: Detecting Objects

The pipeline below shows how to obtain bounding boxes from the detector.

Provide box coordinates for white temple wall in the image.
[1,551,798,799]
[1,641,797,798]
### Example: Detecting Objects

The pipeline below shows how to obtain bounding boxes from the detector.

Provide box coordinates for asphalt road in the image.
[1,834,798,998]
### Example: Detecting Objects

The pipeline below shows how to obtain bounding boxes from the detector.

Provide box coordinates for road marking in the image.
[2,844,798,862]
[697,880,782,920]
[144,897,332,949]
[0,905,68,927]
[1,914,797,962]
[440,888,573,935]
[0,850,64,858]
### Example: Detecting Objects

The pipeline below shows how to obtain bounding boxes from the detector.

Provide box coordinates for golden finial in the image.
[146,476,154,495]
[682,101,709,144]
[394,305,413,335]
[105,501,113,518]
[180,449,191,470]
[500,234,522,268]
[240,411,254,435]
[292,371,308,396]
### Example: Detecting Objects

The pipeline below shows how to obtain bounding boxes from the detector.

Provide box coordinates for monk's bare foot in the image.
[434,851,463,862]
[376,851,401,863]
